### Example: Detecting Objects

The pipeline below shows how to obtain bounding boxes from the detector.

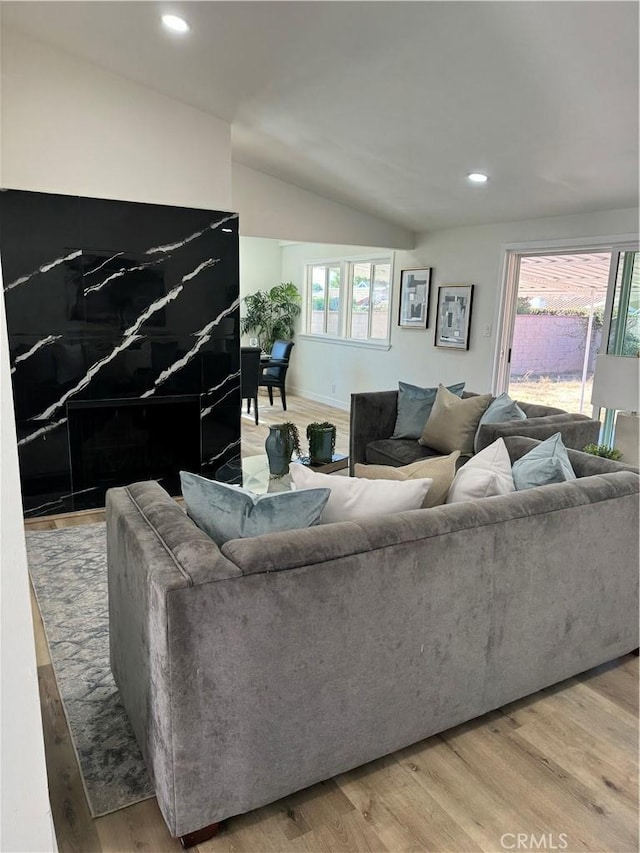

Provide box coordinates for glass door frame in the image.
[595,248,639,445]
[492,234,639,398]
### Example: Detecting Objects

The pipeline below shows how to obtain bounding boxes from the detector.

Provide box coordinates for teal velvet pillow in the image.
[474,391,526,451]
[180,471,330,545]
[392,381,465,439]
[511,433,577,490]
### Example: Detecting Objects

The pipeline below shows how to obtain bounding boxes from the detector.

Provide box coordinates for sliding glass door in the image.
[495,242,638,452]
[592,250,640,447]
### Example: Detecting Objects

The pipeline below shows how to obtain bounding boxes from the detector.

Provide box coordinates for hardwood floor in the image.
[238,390,351,459]
[25,394,639,852]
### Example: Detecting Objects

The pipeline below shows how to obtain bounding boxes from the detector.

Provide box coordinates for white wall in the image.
[0,273,56,850]
[238,237,284,343]
[284,208,639,409]
[1,28,232,210]
[233,162,414,249]
[239,237,283,298]
[0,19,56,852]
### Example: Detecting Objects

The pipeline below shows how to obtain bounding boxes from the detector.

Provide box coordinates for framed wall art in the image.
[435,284,474,349]
[398,268,431,329]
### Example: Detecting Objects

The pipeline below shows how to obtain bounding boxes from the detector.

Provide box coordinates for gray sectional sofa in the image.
[349,389,601,474]
[107,438,639,845]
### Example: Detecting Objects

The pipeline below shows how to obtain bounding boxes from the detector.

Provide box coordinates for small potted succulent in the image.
[306,422,336,466]
[582,443,622,461]
[265,422,302,476]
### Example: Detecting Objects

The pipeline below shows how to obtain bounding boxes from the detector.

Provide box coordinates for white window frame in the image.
[302,252,394,348]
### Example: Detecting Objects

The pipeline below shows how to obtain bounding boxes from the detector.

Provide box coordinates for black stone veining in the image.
[1,189,240,516]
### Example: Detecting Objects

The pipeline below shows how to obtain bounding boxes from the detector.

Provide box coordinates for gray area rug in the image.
[27,523,154,817]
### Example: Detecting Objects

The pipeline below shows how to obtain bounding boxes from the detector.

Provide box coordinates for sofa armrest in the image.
[349,390,399,474]
[476,413,600,453]
[503,435,640,475]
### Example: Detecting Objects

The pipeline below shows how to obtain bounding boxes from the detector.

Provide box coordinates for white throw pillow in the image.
[289,464,433,524]
[354,451,460,508]
[447,438,515,503]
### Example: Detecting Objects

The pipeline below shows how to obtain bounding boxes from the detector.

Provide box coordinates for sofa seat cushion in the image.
[365,438,443,467]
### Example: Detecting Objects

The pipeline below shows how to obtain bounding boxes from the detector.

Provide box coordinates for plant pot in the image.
[265,426,293,476]
[308,426,335,466]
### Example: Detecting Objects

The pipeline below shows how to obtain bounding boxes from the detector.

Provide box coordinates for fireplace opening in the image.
[68,396,201,509]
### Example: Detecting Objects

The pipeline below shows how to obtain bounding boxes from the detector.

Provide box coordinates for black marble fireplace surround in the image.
[1,189,240,516]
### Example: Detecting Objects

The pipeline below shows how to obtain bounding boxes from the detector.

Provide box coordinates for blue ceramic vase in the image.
[265,426,292,476]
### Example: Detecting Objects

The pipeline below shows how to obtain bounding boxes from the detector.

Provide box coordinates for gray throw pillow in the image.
[180,471,330,545]
[474,391,526,452]
[511,433,576,490]
[392,381,465,439]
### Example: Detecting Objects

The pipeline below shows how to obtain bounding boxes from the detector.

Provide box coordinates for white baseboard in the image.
[288,385,351,412]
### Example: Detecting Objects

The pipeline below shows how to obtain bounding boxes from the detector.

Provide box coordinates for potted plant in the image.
[582,443,622,461]
[241,282,302,353]
[265,421,302,476]
[306,422,336,466]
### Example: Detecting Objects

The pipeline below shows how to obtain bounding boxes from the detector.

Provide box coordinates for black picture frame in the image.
[398,268,431,329]
[434,284,474,349]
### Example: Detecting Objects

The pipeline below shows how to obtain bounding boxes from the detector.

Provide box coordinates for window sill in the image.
[297,334,391,352]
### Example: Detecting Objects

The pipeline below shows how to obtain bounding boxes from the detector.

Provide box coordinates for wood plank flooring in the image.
[238,390,351,459]
[24,394,639,852]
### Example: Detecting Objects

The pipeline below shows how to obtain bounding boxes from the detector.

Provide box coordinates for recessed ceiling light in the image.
[467,172,488,184]
[162,14,190,33]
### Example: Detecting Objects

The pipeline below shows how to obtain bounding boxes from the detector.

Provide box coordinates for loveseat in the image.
[107,438,638,845]
[349,389,600,475]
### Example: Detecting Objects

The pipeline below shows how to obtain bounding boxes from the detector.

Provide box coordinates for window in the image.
[607,250,640,356]
[305,257,392,343]
[309,264,341,335]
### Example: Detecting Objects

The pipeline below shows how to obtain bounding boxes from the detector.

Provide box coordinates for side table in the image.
[292,453,349,474]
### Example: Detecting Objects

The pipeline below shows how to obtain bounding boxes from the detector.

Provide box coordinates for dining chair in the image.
[240,346,261,424]
[258,340,295,410]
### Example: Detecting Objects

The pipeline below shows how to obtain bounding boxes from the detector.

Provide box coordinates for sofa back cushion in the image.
[420,385,492,455]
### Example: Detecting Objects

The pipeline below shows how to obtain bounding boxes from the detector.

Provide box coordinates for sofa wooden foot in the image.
[179,821,221,848]
[632,648,639,656]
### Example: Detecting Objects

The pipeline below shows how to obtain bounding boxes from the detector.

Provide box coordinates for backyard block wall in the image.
[511,315,601,378]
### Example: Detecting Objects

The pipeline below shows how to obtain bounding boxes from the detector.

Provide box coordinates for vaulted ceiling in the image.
[3,1,639,232]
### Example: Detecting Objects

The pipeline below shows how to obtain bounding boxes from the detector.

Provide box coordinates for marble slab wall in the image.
[1,189,240,516]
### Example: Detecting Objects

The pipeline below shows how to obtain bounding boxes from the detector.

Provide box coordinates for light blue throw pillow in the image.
[180,471,330,545]
[392,381,465,439]
[474,391,526,451]
[511,433,577,491]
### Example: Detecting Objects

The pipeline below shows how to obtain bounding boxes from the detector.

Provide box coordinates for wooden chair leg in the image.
[179,821,221,848]
[267,386,274,405]
[253,395,259,425]
[280,385,287,411]
[247,399,251,414]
